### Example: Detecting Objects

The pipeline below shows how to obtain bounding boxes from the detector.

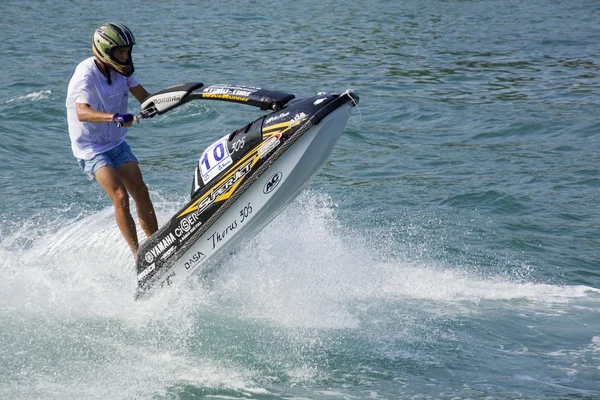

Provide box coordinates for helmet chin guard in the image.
[92,23,136,77]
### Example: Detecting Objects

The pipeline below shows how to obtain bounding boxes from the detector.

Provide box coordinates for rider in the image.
[66,22,158,261]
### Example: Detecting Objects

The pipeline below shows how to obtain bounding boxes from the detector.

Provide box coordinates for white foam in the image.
[2,191,598,326]
[206,193,600,328]
[376,262,600,303]
[2,345,264,400]
[1,190,599,397]
[5,89,52,103]
[0,200,263,399]
[589,336,600,352]
[0,202,207,328]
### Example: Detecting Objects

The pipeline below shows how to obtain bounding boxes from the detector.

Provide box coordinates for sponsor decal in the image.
[148,233,176,261]
[263,172,282,194]
[179,146,262,218]
[160,246,176,260]
[239,202,252,223]
[202,93,248,102]
[289,112,308,128]
[144,251,154,264]
[154,94,182,104]
[201,85,259,102]
[208,220,238,250]
[200,135,233,184]
[205,88,252,96]
[257,134,281,159]
[207,202,252,250]
[205,84,259,93]
[175,211,202,238]
[137,263,156,281]
[265,112,289,125]
[197,160,253,214]
[184,251,206,270]
[231,136,245,153]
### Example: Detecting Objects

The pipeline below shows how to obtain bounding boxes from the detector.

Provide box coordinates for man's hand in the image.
[113,113,139,127]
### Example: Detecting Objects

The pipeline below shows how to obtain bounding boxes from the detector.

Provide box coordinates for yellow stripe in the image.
[214,156,260,202]
[263,121,289,132]
[264,125,292,137]
[177,126,294,218]
[263,130,281,138]
[177,144,260,218]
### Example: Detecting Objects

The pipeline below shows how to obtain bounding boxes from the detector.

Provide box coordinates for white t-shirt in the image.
[66,57,140,160]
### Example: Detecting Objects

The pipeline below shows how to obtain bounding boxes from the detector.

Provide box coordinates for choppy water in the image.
[1,0,599,399]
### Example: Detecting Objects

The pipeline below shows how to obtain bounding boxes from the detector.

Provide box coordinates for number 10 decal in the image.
[201,142,225,169]
[199,135,233,184]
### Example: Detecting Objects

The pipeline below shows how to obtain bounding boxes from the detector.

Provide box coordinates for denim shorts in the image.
[78,141,138,180]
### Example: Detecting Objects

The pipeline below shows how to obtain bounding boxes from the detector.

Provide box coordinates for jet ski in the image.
[135,83,359,299]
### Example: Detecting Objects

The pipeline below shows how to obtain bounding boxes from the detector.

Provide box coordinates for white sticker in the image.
[137,263,156,281]
[258,134,281,159]
[199,134,233,184]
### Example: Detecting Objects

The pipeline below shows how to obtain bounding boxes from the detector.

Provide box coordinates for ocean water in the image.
[1,0,599,399]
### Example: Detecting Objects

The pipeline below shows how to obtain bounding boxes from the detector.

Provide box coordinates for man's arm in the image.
[76,103,137,126]
[130,84,151,103]
[76,103,115,123]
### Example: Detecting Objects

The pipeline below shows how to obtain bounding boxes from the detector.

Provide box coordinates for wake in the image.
[0,191,597,327]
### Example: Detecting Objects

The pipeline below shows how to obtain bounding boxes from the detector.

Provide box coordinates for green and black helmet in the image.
[92,23,136,77]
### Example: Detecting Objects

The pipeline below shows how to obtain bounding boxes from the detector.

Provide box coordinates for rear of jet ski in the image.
[249,101,354,227]
[134,87,358,299]
[166,100,354,281]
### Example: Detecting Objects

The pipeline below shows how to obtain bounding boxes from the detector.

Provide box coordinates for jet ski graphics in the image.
[135,83,359,299]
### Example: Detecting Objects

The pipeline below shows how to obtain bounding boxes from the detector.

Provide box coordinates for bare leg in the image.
[95,165,139,258]
[116,161,158,237]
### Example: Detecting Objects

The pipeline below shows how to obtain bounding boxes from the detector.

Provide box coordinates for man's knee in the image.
[133,181,151,203]
[112,187,130,210]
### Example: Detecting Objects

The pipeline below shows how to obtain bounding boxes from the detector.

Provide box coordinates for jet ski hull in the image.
[135,89,358,299]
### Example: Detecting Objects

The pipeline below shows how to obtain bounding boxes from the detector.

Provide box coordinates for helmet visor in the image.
[108,46,133,66]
